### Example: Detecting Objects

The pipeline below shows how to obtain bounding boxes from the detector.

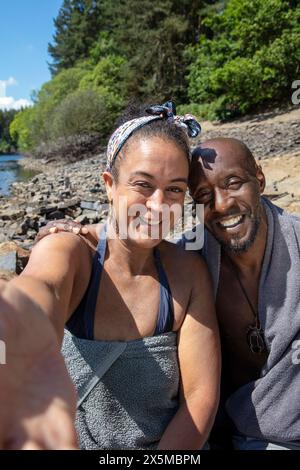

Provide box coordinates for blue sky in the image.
[0,0,63,110]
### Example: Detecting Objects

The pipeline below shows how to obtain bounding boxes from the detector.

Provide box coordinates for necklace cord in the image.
[224,252,261,329]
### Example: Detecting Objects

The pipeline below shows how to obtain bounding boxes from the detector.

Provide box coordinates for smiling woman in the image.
[1,101,221,450]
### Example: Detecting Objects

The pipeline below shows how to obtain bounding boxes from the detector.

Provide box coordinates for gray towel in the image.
[201,197,300,442]
[61,329,179,449]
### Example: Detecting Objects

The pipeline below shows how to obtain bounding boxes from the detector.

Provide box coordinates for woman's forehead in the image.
[120,138,189,174]
[126,135,185,156]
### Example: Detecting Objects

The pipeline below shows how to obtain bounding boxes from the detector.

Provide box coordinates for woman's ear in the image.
[102,171,114,203]
[255,164,266,194]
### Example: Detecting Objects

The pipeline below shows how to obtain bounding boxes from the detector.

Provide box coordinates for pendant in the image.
[247,325,267,354]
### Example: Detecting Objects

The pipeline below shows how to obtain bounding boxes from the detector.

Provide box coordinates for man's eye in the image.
[228,180,243,189]
[196,192,212,203]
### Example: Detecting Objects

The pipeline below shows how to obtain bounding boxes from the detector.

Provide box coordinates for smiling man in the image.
[188,137,300,450]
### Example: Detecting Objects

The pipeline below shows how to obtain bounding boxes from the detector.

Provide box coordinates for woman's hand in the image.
[35,220,88,243]
[0,280,78,450]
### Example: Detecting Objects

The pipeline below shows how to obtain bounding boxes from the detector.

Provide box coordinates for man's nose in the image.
[213,188,234,214]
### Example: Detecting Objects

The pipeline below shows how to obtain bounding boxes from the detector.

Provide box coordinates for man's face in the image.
[189,142,265,253]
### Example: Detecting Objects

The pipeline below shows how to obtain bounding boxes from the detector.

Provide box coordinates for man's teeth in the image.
[219,215,243,228]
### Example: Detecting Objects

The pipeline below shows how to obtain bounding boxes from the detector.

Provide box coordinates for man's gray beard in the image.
[216,213,261,254]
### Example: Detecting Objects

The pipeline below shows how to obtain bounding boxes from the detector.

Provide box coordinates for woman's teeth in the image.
[139,216,161,226]
[218,215,244,229]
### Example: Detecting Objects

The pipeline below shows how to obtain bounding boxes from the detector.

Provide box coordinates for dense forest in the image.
[0,109,18,154]
[8,0,300,155]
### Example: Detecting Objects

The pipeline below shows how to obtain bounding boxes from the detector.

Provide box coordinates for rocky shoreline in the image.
[1,106,300,279]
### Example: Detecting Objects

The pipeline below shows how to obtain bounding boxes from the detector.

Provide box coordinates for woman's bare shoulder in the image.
[27,222,105,280]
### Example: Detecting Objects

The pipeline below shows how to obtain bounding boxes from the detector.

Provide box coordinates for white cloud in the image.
[6,77,18,87]
[0,77,32,110]
[0,77,18,98]
[0,96,32,111]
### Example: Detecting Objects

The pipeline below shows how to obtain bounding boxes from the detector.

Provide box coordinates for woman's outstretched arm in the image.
[0,280,77,449]
[0,232,93,449]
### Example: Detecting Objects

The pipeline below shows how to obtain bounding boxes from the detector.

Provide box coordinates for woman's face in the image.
[103,136,189,248]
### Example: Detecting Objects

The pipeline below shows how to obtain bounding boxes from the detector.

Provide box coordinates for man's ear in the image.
[255,164,266,194]
[102,171,114,202]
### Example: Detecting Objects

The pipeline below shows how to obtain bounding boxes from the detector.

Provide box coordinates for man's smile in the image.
[216,214,246,230]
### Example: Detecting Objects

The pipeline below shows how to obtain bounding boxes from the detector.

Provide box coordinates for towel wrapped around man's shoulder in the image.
[200,197,300,442]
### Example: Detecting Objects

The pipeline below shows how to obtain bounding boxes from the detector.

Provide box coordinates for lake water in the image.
[0,154,38,196]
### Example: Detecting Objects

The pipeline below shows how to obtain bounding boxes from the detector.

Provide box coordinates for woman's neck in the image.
[106,224,157,276]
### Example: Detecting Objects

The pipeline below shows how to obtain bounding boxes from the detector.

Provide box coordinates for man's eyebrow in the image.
[129,171,188,183]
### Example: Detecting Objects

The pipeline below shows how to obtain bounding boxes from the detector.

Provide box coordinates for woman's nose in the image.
[146,189,165,213]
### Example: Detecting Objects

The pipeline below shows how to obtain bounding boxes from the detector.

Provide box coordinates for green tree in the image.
[48,0,103,75]
[0,109,18,153]
[108,0,210,102]
[49,89,115,139]
[48,0,216,102]
[9,65,88,150]
[186,0,300,119]
[9,107,38,151]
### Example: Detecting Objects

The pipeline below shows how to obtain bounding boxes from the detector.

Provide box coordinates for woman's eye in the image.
[168,187,184,194]
[135,181,152,189]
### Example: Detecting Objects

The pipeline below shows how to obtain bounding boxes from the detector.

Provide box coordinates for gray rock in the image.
[57,198,80,210]
[75,214,89,224]
[0,209,26,220]
[0,251,16,272]
[47,210,65,220]
[80,200,101,211]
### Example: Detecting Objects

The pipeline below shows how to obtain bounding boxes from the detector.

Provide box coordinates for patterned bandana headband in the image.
[106,101,201,170]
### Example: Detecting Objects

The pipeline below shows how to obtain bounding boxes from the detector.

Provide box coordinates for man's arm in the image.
[158,255,221,450]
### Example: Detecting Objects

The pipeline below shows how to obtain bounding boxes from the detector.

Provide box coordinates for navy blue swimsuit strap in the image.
[67,224,174,339]
[65,225,107,340]
[153,247,174,335]
[82,224,107,339]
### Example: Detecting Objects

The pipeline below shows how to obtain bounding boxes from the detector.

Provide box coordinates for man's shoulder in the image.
[263,197,300,230]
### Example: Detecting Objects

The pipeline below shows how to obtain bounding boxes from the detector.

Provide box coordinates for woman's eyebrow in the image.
[129,171,188,183]
[130,171,155,179]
